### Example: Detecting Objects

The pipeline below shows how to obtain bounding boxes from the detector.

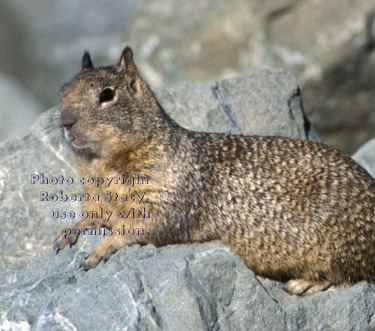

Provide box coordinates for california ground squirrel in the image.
[54,46,375,295]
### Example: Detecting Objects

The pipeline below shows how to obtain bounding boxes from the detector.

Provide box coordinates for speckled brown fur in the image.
[54,47,375,295]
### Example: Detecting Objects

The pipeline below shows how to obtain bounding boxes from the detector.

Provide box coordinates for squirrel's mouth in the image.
[72,137,87,147]
[63,127,94,149]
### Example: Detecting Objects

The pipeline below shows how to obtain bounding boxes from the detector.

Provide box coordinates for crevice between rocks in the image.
[183,257,218,331]
[253,275,290,329]
[211,82,240,135]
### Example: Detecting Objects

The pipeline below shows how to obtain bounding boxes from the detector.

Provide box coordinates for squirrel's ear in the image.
[119,46,138,92]
[81,51,94,71]
[119,46,135,70]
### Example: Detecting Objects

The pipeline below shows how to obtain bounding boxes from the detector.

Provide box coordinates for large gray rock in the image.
[154,69,319,140]
[1,239,375,330]
[353,138,375,178]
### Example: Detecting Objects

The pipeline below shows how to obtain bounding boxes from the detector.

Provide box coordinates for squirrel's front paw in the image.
[79,245,119,271]
[53,228,79,254]
[79,252,102,271]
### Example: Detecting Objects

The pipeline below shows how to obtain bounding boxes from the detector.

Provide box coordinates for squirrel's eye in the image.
[99,87,115,103]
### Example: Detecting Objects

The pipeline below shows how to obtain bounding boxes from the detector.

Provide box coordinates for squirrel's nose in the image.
[61,111,77,129]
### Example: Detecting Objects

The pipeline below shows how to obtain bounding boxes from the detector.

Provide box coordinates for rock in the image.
[0,73,43,141]
[1,241,375,330]
[154,69,319,140]
[0,69,316,271]
[353,138,375,178]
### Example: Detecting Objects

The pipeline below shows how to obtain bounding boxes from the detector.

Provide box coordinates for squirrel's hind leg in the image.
[283,279,332,295]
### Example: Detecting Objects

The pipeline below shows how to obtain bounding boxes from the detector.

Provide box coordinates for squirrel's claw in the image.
[53,229,78,254]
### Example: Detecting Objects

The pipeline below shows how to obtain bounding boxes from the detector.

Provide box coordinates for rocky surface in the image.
[353,137,375,178]
[1,240,375,331]
[2,0,374,153]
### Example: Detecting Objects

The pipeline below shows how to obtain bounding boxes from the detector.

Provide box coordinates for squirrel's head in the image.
[60,46,163,159]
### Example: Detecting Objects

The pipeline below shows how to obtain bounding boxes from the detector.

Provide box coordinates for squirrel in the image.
[53,46,375,295]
